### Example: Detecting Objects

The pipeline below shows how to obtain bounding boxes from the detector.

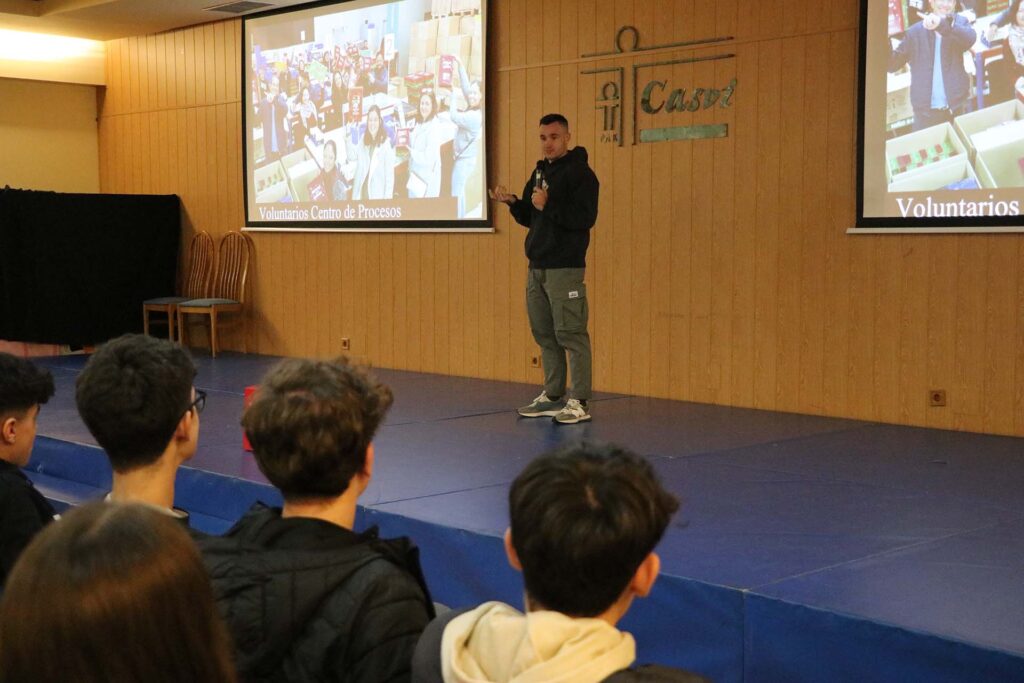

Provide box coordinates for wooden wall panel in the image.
[96,1,1024,438]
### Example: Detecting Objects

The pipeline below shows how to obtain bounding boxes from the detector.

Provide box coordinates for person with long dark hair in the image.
[0,502,236,683]
[352,104,395,200]
[311,139,350,201]
[292,85,319,145]
[327,70,348,130]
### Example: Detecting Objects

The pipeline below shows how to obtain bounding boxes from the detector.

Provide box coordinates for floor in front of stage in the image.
[27,352,1024,683]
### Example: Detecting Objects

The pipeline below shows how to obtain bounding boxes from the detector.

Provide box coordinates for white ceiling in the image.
[0,0,310,41]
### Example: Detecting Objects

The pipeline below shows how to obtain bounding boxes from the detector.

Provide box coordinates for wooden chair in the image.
[176,231,254,357]
[143,231,214,341]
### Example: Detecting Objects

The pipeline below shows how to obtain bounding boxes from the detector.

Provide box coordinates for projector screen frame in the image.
[855,0,1024,233]
[241,0,492,232]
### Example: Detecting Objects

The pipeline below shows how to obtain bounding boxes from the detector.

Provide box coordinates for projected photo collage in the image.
[874,0,1024,221]
[247,0,485,226]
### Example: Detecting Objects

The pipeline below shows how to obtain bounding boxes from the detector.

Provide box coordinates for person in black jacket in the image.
[199,357,434,683]
[411,441,708,683]
[490,113,600,425]
[0,353,56,585]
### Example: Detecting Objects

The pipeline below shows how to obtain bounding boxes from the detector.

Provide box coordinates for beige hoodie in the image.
[440,601,636,683]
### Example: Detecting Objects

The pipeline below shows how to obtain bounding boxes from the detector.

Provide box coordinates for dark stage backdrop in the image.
[0,188,180,346]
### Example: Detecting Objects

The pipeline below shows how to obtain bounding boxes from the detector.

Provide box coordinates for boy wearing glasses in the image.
[75,334,201,524]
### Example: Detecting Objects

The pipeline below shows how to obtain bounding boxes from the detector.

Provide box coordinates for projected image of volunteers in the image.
[258,75,290,160]
[448,58,483,217]
[407,91,444,198]
[353,104,396,200]
[888,0,977,131]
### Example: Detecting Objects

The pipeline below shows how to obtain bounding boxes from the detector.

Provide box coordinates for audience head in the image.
[242,357,392,502]
[75,334,198,473]
[0,501,236,683]
[507,441,679,618]
[0,354,55,467]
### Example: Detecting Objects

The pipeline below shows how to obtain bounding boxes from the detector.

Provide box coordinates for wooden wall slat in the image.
[729,45,758,408]
[752,39,781,409]
[93,6,1024,438]
[775,37,806,412]
[796,33,828,413]
[710,56,737,406]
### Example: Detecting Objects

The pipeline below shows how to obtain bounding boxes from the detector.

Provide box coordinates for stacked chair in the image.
[176,231,255,358]
[142,231,214,341]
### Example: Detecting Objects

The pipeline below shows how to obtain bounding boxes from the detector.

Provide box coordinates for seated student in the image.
[74,334,202,524]
[0,353,56,585]
[0,501,236,683]
[199,358,434,683]
[413,441,709,683]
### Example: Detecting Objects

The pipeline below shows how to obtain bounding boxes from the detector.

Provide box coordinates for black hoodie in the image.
[509,146,599,269]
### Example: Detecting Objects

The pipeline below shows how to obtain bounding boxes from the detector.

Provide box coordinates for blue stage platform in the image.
[25,352,1024,682]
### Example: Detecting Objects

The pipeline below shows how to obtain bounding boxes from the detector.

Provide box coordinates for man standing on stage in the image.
[490,113,600,424]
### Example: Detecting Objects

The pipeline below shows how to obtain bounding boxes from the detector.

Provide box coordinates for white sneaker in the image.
[553,398,591,424]
[517,391,564,417]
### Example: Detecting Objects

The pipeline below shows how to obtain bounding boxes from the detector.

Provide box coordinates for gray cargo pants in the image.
[526,267,592,400]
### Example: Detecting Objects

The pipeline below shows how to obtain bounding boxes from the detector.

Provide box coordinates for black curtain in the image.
[0,188,180,347]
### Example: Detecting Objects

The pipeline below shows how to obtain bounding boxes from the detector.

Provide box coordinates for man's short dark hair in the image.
[509,441,679,617]
[75,335,196,473]
[0,354,55,417]
[242,357,393,501]
[539,113,569,129]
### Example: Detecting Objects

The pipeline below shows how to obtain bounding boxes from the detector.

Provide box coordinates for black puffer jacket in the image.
[200,503,434,683]
[510,146,599,269]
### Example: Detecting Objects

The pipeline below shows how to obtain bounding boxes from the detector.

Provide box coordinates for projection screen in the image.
[857,0,1024,232]
[243,0,489,231]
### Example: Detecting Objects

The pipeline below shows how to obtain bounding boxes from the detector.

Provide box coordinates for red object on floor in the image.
[242,385,258,451]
